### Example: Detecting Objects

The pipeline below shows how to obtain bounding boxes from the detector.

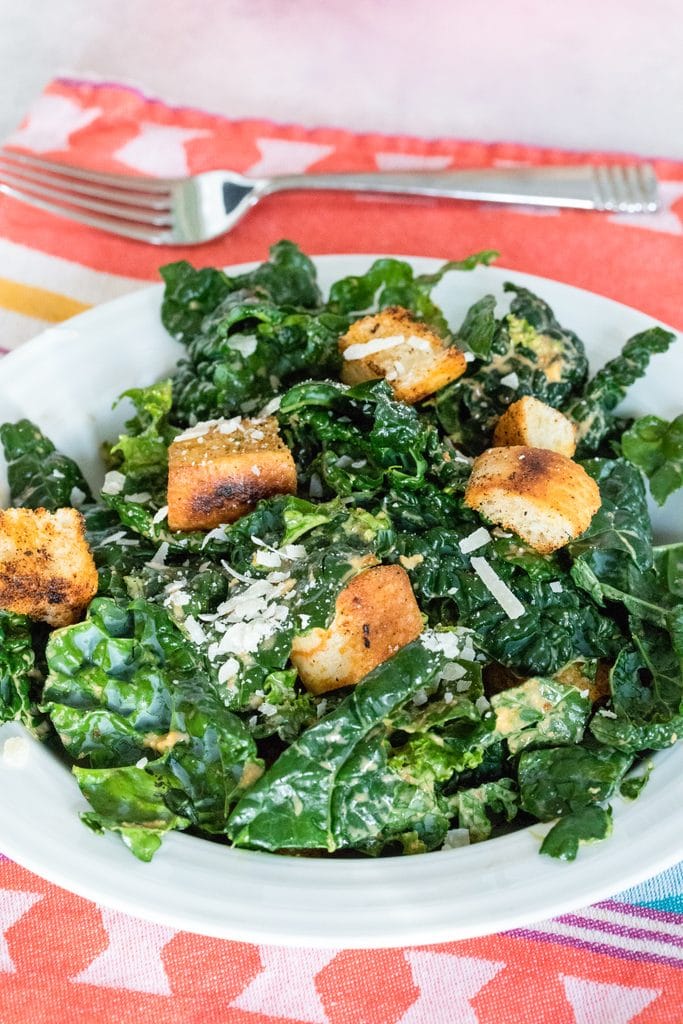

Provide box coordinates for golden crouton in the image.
[485,658,610,705]
[463,445,601,554]
[290,564,423,694]
[167,417,297,532]
[493,396,577,458]
[0,507,98,626]
[554,659,611,705]
[338,306,466,404]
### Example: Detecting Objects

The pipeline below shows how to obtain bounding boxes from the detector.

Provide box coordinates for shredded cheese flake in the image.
[470,556,526,620]
[459,527,492,554]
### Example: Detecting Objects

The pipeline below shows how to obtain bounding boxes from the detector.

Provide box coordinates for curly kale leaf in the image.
[43,598,262,855]
[395,529,622,677]
[540,805,613,861]
[228,633,487,854]
[160,240,322,344]
[518,744,632,821]
[564,327,676,457]
[326,250,498,334]
[107,380,178,499]
[622,413,683,506]
[0,419,92,509]
[0,612,37,728]
[449,778,519,843]
[435,285,588,452]
[171,298,346,423]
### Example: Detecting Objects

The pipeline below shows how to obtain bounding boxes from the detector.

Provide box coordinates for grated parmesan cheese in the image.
[153,505,169,524]
[442,828,470,850]
[470,556,525,620]
[459,527,492,554]
[500,371,519,389]
[309,473,323,498]
[184,615,207,645]
[70,486,86,507]
[549,581,564,593]
[101,470,126,495]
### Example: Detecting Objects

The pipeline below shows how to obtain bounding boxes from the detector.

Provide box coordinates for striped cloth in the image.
[0,78,682,1023]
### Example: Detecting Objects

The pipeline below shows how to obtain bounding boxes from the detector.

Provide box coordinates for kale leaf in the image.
[622,413,683,505]
[0,612,36,728]
[43,597,262,856]
[564,327,676,457]
[0,419,92,509]
[540,805,613,861]
[228,633,486,854]
[326,251,498,334]
[160,240,322,344]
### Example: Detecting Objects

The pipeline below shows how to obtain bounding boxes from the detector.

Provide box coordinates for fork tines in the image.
[0,148,176,243]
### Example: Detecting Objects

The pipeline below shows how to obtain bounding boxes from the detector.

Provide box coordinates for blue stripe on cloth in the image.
[615,862,683,914]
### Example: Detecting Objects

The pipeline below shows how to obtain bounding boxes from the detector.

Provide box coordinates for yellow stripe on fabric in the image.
[0,277,91,322]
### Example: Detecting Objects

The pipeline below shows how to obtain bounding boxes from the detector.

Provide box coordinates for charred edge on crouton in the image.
[167,417,297,532]
[463,445,601,554]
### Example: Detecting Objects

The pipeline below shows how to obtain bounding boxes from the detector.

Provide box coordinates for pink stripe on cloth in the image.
[509,927,683,970]
[556,912,683,950]
[599,899,683,925]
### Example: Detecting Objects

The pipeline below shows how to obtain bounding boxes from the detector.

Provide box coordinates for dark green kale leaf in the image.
[279,378,471,513]
[228,633,486,854]
[326,250,498,334]
[540,805,613,861]
[43,597,262,856]
[0,612,36,728]
[160,240,322,344]
[569,458,653,572]
[76,765,190,862]
[456,295,498,359]
[171,298,346,423]
[449,778,519,842]
[518,744,632,821]
[491,677,591,754]
[0,419,92,509]
[435,285,588,453]
[621,413,683,506]
[589,643,683,753]
[563,327,676,457]
[107,380,178,499]
[395,529,623,677]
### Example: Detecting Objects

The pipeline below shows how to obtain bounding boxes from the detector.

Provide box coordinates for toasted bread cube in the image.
[339,306,466,404]
[554,659,611,705]
[493,396,576,457]
[485,658,610,705]
[464,445,601,554]
[0,507,98,626]
[167,416,297,532]
[290,564,423,694]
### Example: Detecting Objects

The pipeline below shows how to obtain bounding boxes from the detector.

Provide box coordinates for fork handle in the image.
[263,164,658,212]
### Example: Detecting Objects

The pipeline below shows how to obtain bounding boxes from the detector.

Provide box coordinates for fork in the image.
[0,149,660,246]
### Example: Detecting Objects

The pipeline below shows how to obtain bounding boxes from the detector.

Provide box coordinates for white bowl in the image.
[0,256,681,947]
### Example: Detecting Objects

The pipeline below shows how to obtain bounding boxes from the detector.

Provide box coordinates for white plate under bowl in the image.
[0,256,681,948]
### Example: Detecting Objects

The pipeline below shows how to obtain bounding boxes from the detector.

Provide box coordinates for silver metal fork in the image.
[0,149,660,246]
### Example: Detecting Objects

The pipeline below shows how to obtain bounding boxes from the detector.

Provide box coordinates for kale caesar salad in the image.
[0,241,681,865]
